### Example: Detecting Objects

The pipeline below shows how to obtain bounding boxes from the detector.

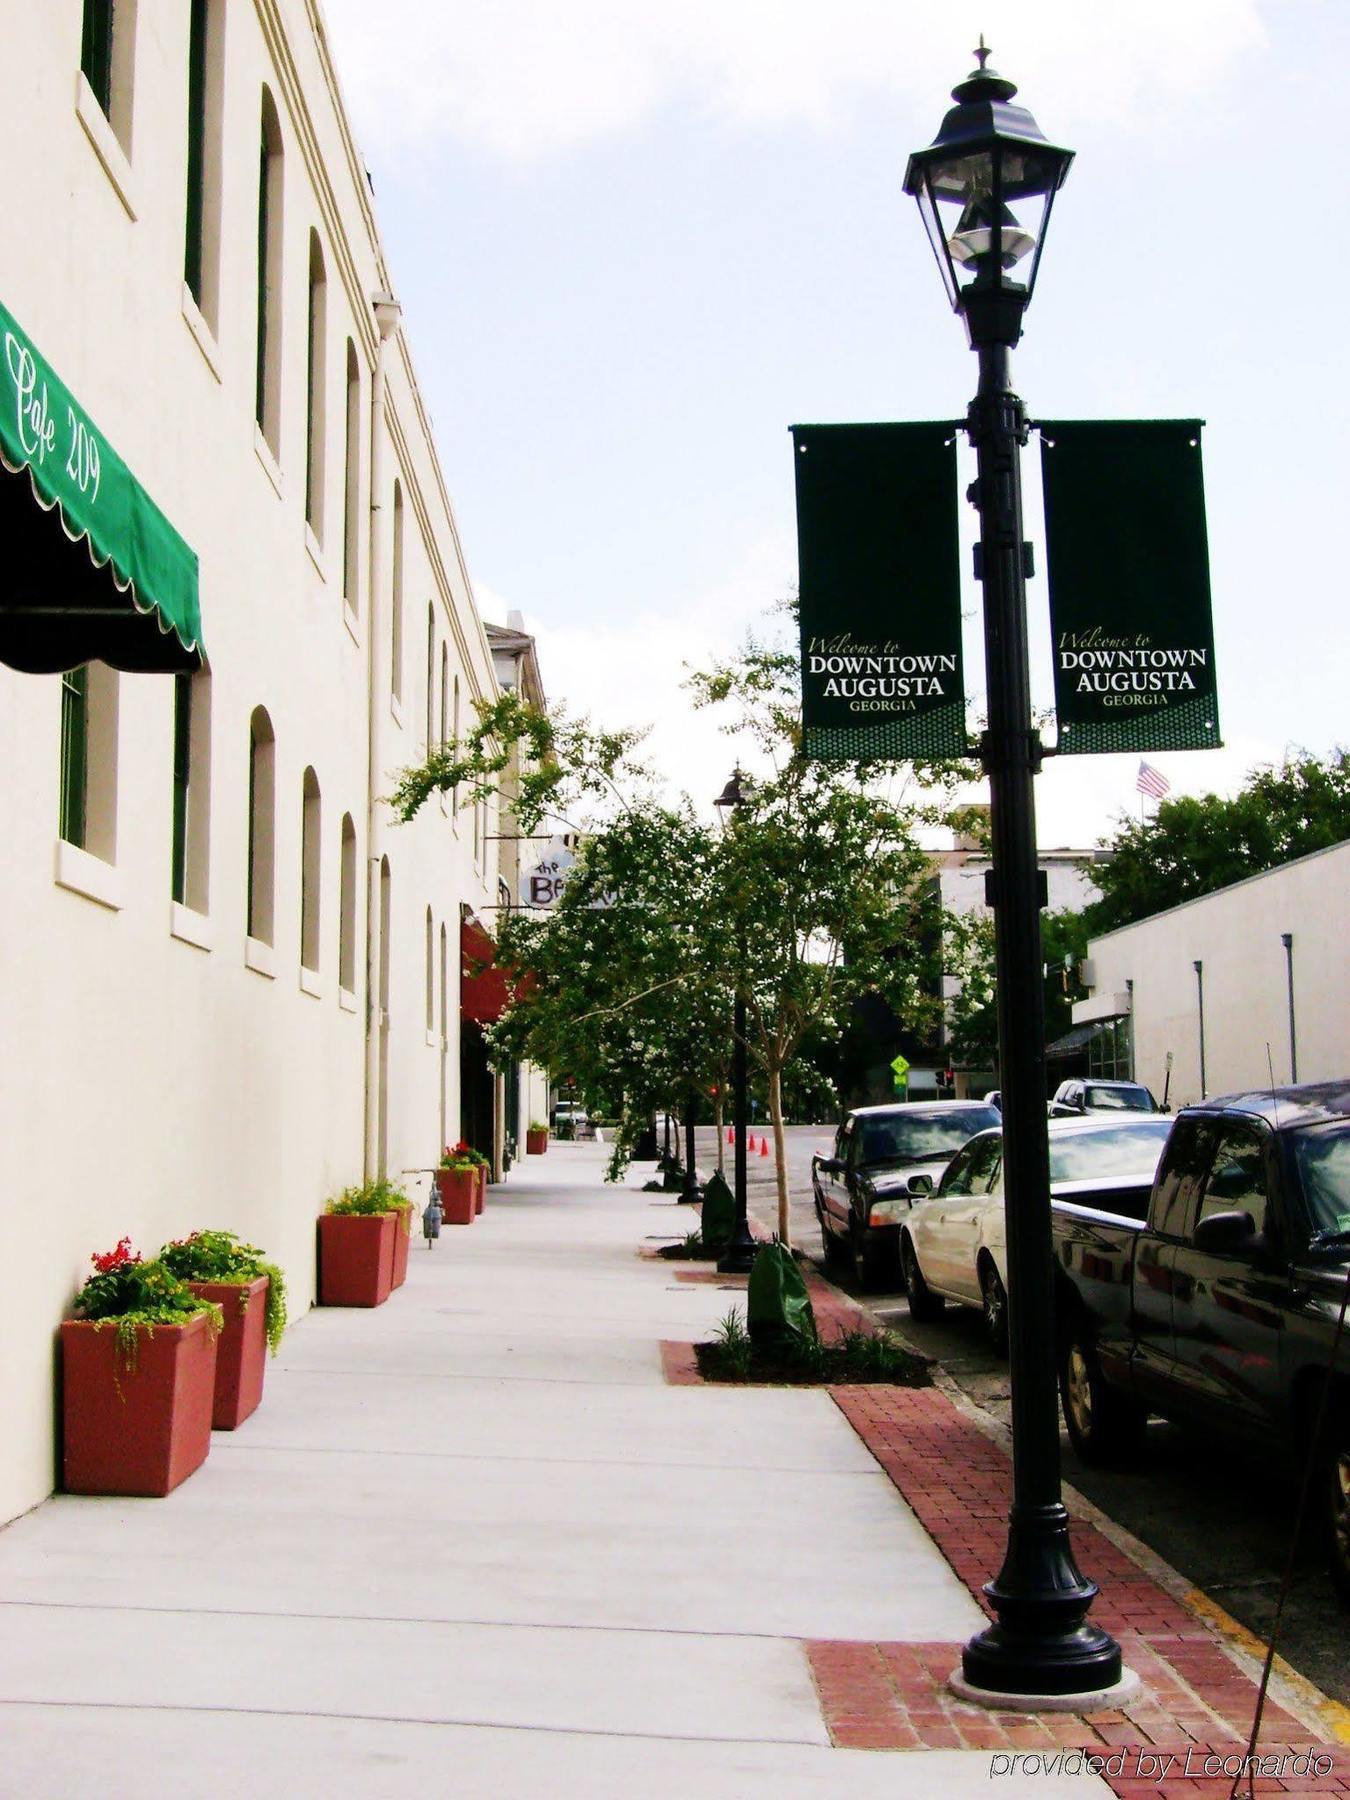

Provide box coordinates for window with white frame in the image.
[246,707,276,945]
[255,89,284,456]
[81,0,137,152]
[339,812,357,993]
[301,767,321,972]
[184,0,224,326]
[305,232,327,541]
[60,662,119,862]
[171,668,211,910]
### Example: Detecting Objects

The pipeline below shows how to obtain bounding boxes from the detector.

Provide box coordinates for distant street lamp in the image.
[713,769,757,1275]
[905,45,1125,1701]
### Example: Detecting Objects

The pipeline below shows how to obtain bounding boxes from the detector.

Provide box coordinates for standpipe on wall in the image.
[363,291,402,1182]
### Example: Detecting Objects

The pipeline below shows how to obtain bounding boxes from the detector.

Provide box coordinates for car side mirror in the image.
[1193,1209,1257,1254]
[907,1173,934,1197]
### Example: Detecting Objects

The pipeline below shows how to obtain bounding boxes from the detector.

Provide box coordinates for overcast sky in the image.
[322,0,1345,846]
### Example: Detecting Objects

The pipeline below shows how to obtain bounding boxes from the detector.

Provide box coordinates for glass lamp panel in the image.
[915,173,960,310]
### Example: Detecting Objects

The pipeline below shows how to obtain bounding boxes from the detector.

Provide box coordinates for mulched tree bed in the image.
[696,1325,934,1388]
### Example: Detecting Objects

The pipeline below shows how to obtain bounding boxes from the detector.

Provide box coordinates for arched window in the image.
[425,604,435,752]
[305,232,327,539]
[439,644,448,749]
[342,339,361,612]
[171,668,211,910]
[246,707,275,945]
[255,90,284,455]
[390,480,404,701]
[184,0,224,324]
[425,906,434,1032]
[339,813,357,993]
[301,767,321,972]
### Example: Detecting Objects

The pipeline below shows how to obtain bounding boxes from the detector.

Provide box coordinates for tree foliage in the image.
[1086,750,1350,935]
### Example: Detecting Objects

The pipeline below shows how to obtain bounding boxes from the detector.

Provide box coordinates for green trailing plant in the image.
[159,1230,289,1355]
[528,1120,548,1132]
[74,1238,222,1375]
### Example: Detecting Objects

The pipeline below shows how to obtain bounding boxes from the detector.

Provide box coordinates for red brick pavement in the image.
[654,1244,1346,1790]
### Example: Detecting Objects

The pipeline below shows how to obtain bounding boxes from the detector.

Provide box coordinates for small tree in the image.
[689,625,963,1245]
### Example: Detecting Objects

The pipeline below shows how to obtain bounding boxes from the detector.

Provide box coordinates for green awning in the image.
[0,296,202,673]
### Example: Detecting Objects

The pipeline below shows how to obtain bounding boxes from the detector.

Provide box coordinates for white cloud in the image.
[477,530,792,822]
[319,0,1269,162]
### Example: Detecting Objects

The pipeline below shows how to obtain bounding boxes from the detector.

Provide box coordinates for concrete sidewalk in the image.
[0,1141,1114,1797]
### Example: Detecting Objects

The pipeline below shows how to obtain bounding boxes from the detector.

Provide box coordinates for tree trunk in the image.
[767,1062,790,1248]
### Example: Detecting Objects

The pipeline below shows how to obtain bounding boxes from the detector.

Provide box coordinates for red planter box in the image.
[61,1310,218,1496]
[390,1210,412,1288]
[187,1275,268,1430]
[475,1166,487,1215]
[318,1212,396,1305]
[526,1128,548,1156]
[435,1167,476,1225]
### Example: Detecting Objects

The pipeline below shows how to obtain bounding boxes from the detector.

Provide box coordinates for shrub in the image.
[74,1238,222,1371]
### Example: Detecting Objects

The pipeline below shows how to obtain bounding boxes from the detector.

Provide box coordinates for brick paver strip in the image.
[816,1383,1344,1792]
[655,1249,1344,1790]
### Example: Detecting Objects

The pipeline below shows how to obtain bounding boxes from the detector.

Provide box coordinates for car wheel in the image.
[1059,1319,1146,1465]
[900,1234,945,1322]
[1323,1418,1350,1606]
[979,1259,1009,1358]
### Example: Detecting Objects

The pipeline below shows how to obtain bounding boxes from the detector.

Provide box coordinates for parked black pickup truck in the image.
[1051,1082,1350,1598]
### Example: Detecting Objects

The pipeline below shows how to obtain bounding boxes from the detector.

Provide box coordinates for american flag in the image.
[1136,760,1171,801]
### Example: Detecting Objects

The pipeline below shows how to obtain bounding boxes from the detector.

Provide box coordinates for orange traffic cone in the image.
[745,1134,755,1152]
[726,1126,735,1144]
[759,1135,770,1157]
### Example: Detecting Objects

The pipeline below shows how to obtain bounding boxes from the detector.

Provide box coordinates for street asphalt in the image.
[694,1122,1350,1712]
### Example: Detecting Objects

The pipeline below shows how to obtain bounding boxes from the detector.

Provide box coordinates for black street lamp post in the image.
[905,46,1125,1700]
[714,770,756,1275]
[680,1096,702,1202]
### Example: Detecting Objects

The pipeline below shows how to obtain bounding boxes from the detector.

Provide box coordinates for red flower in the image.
[91,1237,141,1273]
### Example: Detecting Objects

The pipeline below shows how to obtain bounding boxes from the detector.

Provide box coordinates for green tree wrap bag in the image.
[699,1172,735,1251]
[747,1242,816,1345]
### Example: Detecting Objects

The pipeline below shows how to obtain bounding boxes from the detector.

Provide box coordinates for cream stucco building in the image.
[1073,840,1350,1109]
[0,1,548,1525]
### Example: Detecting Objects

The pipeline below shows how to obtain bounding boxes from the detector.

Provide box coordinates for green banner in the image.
[1039,420,1219,755]
[0,295,202,663]
[793,423,966,761]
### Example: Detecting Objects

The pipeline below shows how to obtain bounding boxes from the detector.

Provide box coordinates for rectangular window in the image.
[60,665,90,846]
[184,0,208,300]
[81,0,115,116]
[171,671,192,901]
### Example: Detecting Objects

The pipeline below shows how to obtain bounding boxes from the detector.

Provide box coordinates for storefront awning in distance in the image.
[0,298,202,673]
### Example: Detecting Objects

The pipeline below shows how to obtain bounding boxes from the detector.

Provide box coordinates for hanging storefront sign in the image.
[1039,420,1220,755]
[521,837,575,910]
[793,422,967,761]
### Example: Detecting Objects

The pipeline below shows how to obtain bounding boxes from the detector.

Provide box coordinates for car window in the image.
[1151,1120,1219,1237]
[943,1134,1002,1196]
[1048,1121,1172,1184]
[1195,1123,1269,1238]
[1085,1084,1154,1112]
[837,1119,854,1163]
[1293,1123,1350,1237]
[859,1107,999,1164]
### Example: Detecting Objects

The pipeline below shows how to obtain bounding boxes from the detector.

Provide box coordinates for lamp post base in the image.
[949,1666,1139,1713]
[960,1502,1123,1697]
[716,1225,757,1274]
